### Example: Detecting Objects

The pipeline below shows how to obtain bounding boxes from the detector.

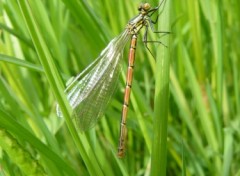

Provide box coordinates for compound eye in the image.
[143,3,151,11]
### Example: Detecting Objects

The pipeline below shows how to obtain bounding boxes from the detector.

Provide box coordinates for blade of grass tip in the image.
[16,1,104,175]
[150,0,171,176]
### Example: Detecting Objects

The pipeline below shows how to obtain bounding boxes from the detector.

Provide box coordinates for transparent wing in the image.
[56,30,130,131]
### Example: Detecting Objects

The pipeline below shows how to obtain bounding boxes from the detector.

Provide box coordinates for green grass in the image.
[0,0,239,175]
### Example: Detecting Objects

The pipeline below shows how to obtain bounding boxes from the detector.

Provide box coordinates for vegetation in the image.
[0,0,239,175]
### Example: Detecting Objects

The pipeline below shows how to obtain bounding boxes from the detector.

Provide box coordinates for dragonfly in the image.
[56,0,168,158]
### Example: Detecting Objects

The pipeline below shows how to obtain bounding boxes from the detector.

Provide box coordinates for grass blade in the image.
[16,0,104,175]
[151,0,171,175]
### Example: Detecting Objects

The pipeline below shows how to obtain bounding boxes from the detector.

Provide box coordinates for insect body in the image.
[56,1,166,158]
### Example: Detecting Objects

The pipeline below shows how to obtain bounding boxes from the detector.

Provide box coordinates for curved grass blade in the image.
[0,54,43,72]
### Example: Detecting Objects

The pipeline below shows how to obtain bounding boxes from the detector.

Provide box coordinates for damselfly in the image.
[57,0,168,158]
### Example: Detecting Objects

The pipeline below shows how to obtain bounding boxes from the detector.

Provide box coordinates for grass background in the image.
[0,0,239,175]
